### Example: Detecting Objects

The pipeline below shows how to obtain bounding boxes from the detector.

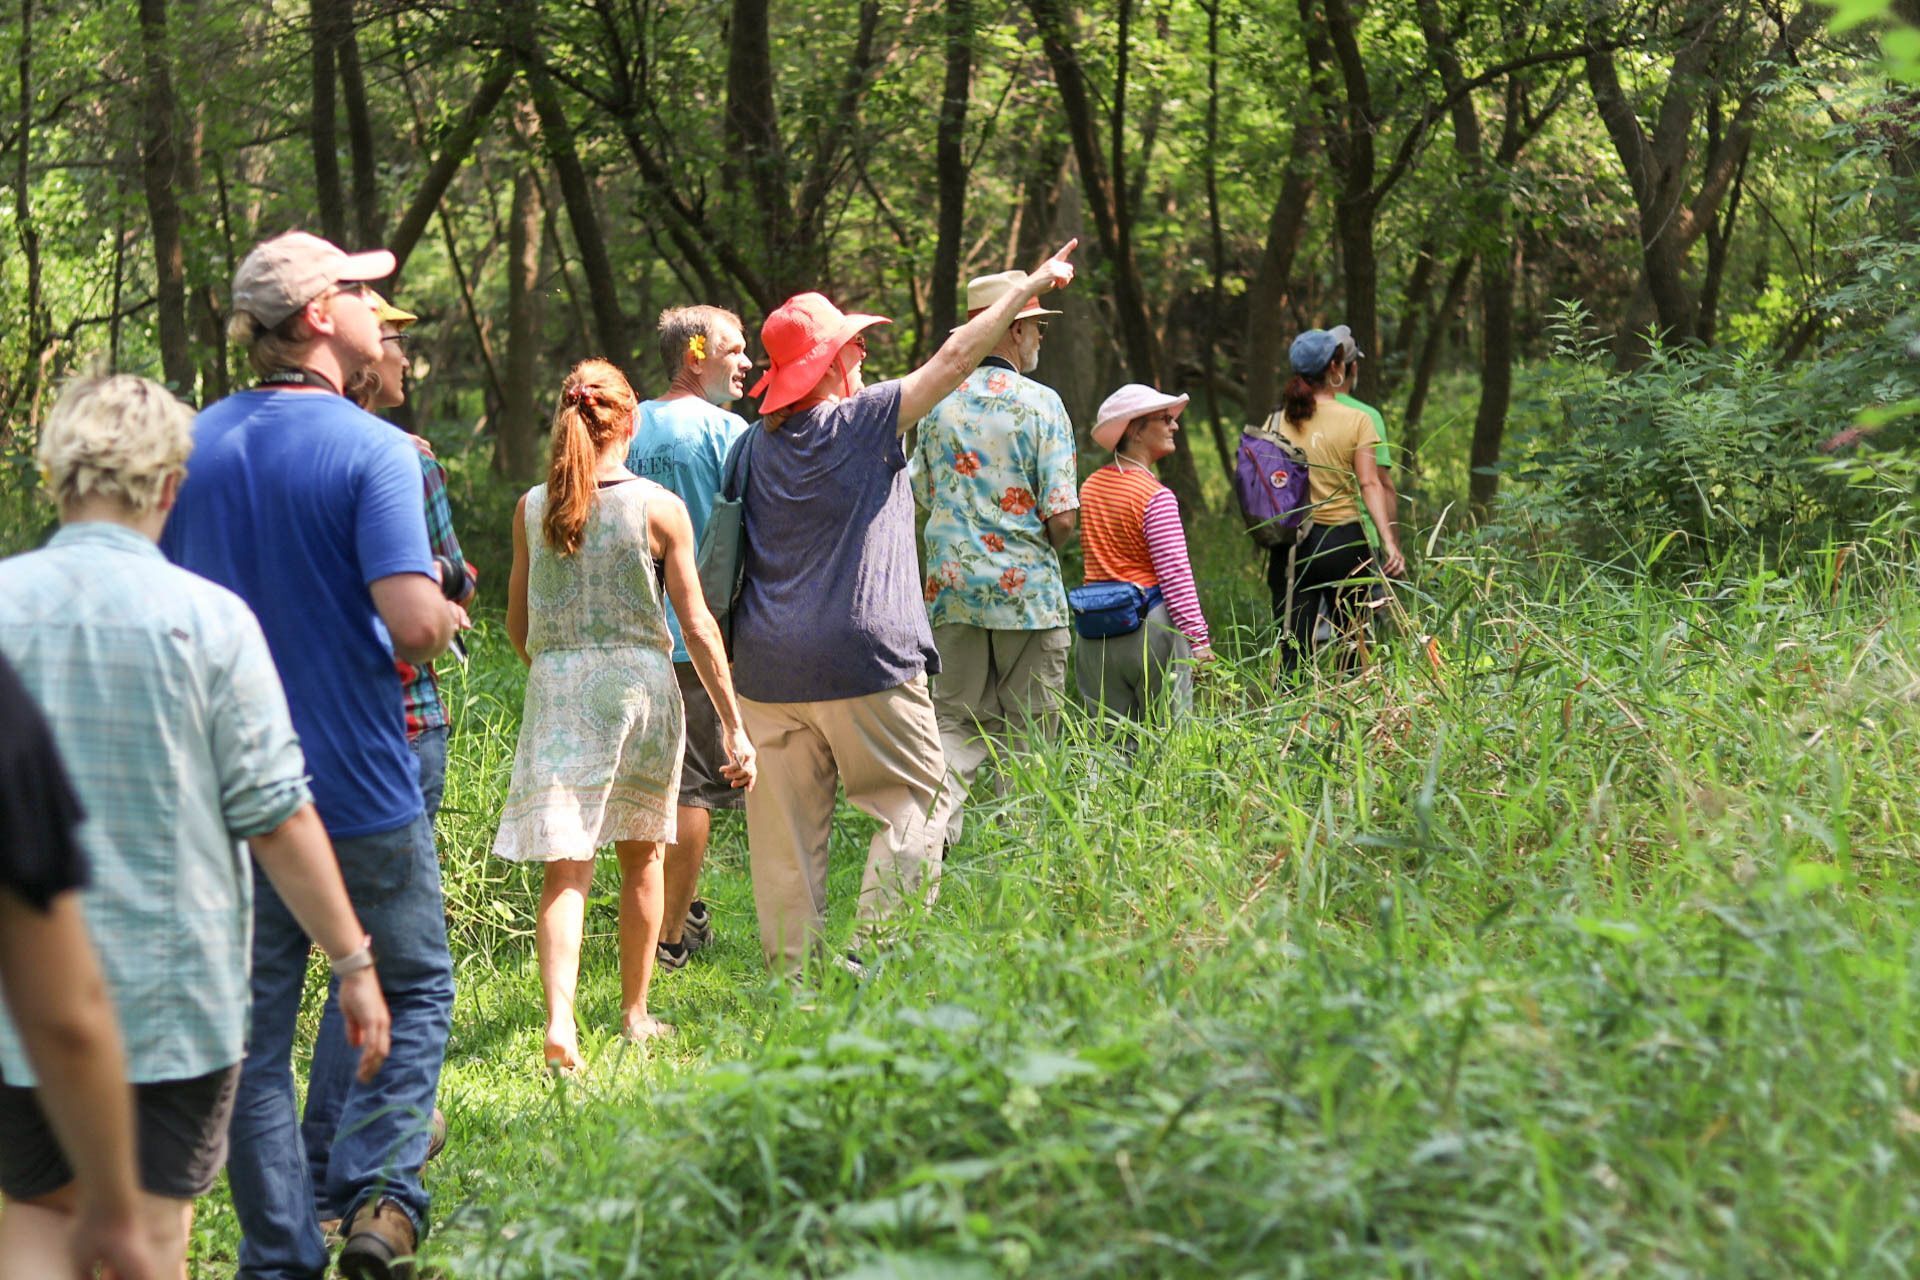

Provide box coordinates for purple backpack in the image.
[1234,417,1310,548]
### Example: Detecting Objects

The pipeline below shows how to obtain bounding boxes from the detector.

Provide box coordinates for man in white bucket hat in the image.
[912,269,1080,852]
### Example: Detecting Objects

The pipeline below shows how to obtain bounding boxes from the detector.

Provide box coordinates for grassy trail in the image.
[183,510,1920,1277]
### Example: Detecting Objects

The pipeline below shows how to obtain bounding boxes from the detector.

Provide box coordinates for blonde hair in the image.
[657,305,742,379]
[229,308,320,380]
[36,373,195,514]
[543,359,638,555]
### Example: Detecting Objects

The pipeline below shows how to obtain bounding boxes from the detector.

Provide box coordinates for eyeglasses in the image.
[381,333,410,350]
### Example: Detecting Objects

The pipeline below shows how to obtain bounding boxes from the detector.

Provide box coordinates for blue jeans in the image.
[302,728,449,1220]
[227,812,453,1279]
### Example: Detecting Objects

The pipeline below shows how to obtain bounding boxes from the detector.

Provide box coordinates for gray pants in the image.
[1073,602,1193,722]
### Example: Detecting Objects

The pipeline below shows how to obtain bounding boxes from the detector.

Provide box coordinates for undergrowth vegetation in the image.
[339,500,1920,1278]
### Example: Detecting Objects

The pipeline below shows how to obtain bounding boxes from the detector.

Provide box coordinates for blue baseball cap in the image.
[1290,329,1340,377]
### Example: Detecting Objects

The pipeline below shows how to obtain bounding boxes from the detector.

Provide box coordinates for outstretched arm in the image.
[895,240,1078,430]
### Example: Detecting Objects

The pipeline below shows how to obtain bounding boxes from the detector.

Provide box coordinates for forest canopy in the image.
[1,0,1915,525]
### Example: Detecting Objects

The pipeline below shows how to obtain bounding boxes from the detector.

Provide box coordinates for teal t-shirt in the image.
[1336,393,1392,468]
[625,396,749,661]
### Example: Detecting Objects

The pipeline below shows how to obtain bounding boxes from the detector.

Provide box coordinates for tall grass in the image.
[331,504,1920,1279]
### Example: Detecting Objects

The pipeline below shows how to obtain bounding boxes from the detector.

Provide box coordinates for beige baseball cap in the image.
[961,269,1062,322]
[231,231,397,328]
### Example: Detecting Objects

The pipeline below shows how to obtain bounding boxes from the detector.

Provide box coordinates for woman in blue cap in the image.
[1270,328,1406,672]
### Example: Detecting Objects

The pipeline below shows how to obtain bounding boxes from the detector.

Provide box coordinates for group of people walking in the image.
[0,224,1403,1279]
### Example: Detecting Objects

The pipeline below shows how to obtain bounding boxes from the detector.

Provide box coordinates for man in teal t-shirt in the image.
[625,305,753,971]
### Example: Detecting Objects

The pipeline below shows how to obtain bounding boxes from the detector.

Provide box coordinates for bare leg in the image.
[535,860,596,1070]
[0,1186,191,1280]
[659,806,710,946]
[615,841,671,1039]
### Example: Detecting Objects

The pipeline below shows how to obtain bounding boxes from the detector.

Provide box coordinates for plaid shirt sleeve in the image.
[418,448,471,601]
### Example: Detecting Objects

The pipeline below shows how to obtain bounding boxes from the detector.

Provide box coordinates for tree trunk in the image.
[136,0,193,394]
[1243,125,1316,423]
[1400,251,1474,472]
[1029,0,1204,513]
[7,0,47,435]
[520,49,630,368]
[1468,243,1518,516]
[928,0,972,348]
[336,6,380,246]
[310,0,347,243]
[1695,117,1748,346]
[385,59,514,280]
[1199,0,1234,481]
[499,164,543,479]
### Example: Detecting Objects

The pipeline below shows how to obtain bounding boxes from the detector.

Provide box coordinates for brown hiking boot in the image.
[337,1197,418,1280]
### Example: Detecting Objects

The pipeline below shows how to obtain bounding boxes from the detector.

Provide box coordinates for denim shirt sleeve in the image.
[207,604,313,837]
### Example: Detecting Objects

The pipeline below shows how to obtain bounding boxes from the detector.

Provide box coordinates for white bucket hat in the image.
[1092,383,1189,450]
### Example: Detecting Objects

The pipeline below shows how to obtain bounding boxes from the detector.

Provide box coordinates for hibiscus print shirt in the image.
[912,361,1079,630]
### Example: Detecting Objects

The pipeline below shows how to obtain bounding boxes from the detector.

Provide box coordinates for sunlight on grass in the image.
[178,503,1920,1277]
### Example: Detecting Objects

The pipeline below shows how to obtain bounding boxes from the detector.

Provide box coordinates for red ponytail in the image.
[542,358,637,555]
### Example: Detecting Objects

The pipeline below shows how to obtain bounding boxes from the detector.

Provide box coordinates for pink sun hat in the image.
[1091,383,1189,450]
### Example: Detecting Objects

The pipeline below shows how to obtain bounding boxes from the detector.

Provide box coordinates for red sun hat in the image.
[751,292,891,414]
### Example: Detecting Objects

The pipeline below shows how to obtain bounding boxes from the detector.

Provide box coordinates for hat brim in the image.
[337,249,397,284]
[752,314,891,414]
[952,301,1062,332]
[1092,392,1189,450]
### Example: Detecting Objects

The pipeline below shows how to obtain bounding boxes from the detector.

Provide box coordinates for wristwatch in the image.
[330,935,377,977]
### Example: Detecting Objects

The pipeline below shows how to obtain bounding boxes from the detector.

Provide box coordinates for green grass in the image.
[156,480,1920,1277]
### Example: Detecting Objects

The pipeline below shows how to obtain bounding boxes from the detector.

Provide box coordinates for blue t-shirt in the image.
[731,382,939,702]
[160,389,432,839]
[625,396,748,662]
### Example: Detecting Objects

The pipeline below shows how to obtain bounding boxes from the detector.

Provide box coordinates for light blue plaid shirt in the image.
[0,523,311,1085]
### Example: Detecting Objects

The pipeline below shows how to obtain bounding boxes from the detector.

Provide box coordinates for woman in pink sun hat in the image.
[730,241,1078,977]
[1075,383,1214,724]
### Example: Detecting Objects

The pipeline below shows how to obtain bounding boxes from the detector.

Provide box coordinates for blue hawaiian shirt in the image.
[912,360,1079,630]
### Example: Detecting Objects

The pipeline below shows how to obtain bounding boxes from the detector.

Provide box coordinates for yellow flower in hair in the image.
[688,333,708,361]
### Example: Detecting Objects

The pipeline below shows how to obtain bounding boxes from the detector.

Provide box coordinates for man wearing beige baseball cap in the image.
[160,230,461,1279]
[911,270,1079,851]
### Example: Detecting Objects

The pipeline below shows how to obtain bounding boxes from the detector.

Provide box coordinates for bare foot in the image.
[543,1030,582,1075]
[619,1014,675,1043]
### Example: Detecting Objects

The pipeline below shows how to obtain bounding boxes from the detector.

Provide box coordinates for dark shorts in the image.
[0,1062,240,1201]
[675,662,744,811]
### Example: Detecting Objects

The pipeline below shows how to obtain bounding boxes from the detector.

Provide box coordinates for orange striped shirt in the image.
[1080,464,1162,587]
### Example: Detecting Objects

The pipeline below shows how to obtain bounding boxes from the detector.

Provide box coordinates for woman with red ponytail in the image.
[495,359,756,1071]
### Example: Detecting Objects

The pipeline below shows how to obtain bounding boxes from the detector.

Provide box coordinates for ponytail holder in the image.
[564,386,597,409]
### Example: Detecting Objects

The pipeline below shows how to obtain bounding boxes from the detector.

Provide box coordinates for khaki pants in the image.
[928,624,1069,846]
[740,677,945,973]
